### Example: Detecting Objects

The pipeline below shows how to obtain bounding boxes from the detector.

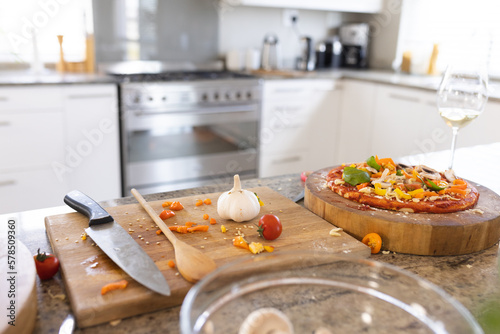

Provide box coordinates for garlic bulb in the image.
[217,174,260,222]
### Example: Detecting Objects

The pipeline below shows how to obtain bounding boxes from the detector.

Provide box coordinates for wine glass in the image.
[437,66,488,170]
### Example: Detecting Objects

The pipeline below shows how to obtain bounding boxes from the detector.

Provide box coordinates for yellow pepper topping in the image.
[408,188,424,196]
[221,225,227,233]
[374,183,387,196]
[395,188,411,200]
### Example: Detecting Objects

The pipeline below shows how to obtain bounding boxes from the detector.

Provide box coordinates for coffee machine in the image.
[339,23,370,69]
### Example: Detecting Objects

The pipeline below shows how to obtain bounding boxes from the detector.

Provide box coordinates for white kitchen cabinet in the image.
[231,0,383,13]
[336,79,377,163]
[259,79,341,177]
[0,84,120,214]
[370,85,451,158]
[62,85,121,201]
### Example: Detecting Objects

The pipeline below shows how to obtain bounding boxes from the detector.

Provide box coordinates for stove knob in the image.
[162,96,167,101]
[246,91,253,100]
[213,92,219,101]
[225,92,231,101]
[201,93,208,102]
[148,96,153,102]
[235,92,242,100]
[133,95,141,103]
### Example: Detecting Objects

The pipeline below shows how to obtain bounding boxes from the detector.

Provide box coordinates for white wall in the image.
[218,6,344,69]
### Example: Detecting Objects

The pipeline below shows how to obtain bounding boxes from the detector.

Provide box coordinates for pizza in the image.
[325,156,479,213]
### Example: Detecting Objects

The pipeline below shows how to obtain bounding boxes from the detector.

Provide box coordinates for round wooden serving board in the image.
[305,167,500,256]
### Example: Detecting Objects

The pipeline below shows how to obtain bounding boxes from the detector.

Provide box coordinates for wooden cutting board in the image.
[44,187,369,328]
[305,167,500,256]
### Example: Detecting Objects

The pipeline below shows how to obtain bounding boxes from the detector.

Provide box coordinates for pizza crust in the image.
[326,166,480,214]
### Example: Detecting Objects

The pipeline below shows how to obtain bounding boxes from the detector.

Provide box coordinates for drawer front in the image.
[0,86,63,112]
[0,168,68,214]
[0,112,65,170]
[259,150,308,178]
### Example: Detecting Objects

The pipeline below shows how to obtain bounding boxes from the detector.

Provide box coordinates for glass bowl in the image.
[180,251,483,334]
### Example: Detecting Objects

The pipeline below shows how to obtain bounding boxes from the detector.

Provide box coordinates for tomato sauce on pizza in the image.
[326,156,479,213]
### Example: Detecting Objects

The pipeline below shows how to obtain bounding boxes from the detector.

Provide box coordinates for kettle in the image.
[260,34,279,71]
[296,36,315,71]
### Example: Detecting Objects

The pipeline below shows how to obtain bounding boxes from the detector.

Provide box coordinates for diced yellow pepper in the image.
[408,188,424,197]
[263,245,275,253]
[249,242,265,254]
[395,188,411,200]
[374,183,387,196]
[221,225,227,233]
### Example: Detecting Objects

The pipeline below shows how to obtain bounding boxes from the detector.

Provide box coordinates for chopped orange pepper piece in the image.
[156,229,162,235]
[203,198,212,205]
[101,280,128,295]
[195,199,203,207]
[233,236,249,250]
[159,210,175,220]
[440,187,467,196]
[203,214,209,220]
[162,201,172,208]
[362,233,382,254]
[169,226,188,233]
[412,191,438,199]
[356,182,370,190]
[185,221,197,227]
[170,201,184,211]
[167,260,175,268]
[187,225,209,233]
[209,218,217,225]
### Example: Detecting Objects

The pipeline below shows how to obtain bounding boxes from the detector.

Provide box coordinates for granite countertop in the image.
[2,67,499,102]
[0,69,117,86]
[4,165,500,333]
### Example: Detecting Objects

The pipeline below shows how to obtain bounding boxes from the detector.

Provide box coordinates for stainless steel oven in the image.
[118,74,261,195]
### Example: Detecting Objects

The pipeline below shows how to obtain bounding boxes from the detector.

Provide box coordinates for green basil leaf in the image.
[396,169,403,176]
[343,167,371,186]
[366,156,381,171]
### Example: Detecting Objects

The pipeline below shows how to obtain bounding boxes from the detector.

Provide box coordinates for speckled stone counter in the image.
[3,173,500,333]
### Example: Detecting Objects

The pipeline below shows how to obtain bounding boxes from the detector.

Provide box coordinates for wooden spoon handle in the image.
[131,188,177,246]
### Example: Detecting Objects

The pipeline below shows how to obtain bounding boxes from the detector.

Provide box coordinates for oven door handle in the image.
[134,104,258,116]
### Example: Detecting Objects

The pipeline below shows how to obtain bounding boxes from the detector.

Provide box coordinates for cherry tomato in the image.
[362,233,382,254]
[257,214,282,241]
[34,249,60,280]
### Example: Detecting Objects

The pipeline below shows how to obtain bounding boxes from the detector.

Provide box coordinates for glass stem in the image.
[449,127,459,170]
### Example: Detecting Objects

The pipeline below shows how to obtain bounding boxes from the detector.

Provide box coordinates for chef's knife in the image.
[64,190,171,296]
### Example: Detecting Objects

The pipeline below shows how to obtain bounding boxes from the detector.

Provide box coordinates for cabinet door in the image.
[63,84,121,200]
[260,79,340,177]
[336,79,377,163]
[0,111,65,171]
[371,85,451,158]
[0,168,68,214]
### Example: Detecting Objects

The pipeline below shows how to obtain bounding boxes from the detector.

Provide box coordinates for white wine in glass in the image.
[437,67,488,169]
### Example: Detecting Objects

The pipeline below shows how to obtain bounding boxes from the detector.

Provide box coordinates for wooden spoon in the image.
[131,188,217,283]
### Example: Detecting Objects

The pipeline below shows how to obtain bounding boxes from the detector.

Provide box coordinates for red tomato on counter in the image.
[34,249,60,280]
[257,214,282,241]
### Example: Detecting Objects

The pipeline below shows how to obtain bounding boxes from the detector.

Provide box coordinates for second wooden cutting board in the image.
[45,186,369,328]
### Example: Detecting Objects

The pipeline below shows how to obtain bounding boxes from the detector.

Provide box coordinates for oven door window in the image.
[128,122,258,163]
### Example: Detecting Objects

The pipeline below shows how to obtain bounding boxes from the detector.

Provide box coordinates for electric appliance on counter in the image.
[260,34,279,71]
[296,36,315,71]
[315,36,342,69]
[109,62,261,196]
[339,23,370,68]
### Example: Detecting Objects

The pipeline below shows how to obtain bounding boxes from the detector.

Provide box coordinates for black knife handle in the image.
[64,190,114,226]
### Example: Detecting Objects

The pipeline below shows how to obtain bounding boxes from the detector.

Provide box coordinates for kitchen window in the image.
[0,0,92,65]
[396,0,500,77]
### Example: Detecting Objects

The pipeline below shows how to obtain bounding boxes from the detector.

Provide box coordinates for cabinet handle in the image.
[0,121,10,126]
[388,93,420,103]
[0,180,16,187]
[67,94,114,99]
[271,155,302,164]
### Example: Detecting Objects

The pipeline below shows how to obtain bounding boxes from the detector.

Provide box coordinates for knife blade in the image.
[64,190,171,296]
